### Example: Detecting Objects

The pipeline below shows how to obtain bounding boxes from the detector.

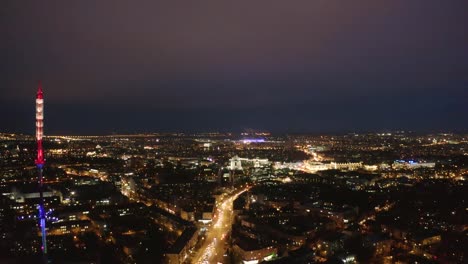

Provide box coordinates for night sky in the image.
[1,1,467,134]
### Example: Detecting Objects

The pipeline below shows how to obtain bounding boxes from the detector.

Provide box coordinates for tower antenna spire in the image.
[35,80,47,261]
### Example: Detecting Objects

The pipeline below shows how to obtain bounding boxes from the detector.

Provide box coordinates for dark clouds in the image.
[1,1,467,134]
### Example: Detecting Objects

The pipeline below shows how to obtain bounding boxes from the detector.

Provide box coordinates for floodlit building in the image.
[233,242,277,264]
[229,156,270,171]
[393,160,436,169]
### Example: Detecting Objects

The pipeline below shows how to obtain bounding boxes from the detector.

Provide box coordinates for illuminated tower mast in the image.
[35,81,47,256]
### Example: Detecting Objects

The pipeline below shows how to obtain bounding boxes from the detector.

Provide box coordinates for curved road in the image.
[193,186,250,264]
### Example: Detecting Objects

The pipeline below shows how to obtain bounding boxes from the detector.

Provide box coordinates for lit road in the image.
[193,186,250,264]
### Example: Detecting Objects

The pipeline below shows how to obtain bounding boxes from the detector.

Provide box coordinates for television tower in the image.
[35,81,47,258]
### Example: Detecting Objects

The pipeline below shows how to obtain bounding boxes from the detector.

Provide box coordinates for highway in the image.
[193,186,250,264]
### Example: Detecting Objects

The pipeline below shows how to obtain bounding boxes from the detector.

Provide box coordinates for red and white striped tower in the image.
[35,81,47,258]
[35,81,44,168]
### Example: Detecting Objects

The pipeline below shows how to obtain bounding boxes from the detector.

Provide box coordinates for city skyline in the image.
[1,2,467,263]
[0,82,466,263]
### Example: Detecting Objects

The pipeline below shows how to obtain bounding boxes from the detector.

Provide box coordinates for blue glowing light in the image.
[242,138,265,143]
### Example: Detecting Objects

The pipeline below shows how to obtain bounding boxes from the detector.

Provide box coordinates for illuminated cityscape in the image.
[0,125,466,263]
[1,1,467,264]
